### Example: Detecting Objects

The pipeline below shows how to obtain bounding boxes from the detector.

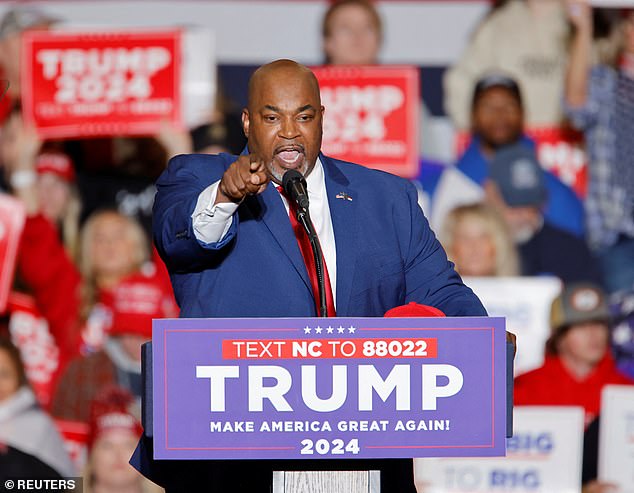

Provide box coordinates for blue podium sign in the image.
[152,317,506,460]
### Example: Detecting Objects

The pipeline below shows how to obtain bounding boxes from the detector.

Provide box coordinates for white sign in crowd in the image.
[464,276,562,376]
[415,407,585,493]
[599,385,634,492]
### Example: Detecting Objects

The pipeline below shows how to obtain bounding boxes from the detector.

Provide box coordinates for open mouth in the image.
[274,145,305,166]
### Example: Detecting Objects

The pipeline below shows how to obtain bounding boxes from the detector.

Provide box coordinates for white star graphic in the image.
[304,326,312,334]
[337,326,345,334]
[315,326,323,334]
[348,326,356,334]
[326,326,334,334]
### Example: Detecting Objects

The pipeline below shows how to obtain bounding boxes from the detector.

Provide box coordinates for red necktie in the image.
[278,187,336,317]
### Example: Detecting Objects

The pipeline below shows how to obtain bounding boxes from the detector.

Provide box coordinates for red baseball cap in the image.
[384,302,445,318]
[35,152,75,183]
[107,276,178,339]
[88,386,142,447]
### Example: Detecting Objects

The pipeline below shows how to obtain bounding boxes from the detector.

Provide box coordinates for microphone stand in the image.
[295,206,328,318]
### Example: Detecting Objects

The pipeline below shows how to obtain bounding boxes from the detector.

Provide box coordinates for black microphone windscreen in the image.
[282,169,304,195]
[282,169,309,210]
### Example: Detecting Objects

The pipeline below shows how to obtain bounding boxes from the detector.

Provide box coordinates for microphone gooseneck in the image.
[281,169,327,318]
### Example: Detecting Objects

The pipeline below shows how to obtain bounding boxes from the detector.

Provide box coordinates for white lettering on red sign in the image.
[35,47,171,104]
[321,85,405,142]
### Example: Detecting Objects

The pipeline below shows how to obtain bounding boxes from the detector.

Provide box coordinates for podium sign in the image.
[152,316,506,460]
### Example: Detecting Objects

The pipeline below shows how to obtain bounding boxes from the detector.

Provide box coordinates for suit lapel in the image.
[250,183,313,294]
[322,154,359,316]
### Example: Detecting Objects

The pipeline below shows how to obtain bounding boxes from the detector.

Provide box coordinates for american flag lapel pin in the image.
[335,192,353,202]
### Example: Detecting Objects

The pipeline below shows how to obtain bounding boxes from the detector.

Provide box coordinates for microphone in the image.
[281,168,327,317]
[282,169,309,211]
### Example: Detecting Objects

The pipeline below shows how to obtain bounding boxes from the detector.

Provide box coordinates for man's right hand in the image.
[216,154,270,204]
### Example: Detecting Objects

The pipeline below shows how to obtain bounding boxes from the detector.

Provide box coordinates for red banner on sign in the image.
[313,65,420,178]
[0,194,25,313]
[529,127,587,198]
[221,338,438,359]
[21,29,181,138]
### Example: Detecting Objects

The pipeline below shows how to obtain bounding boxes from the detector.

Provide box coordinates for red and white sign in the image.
[455,126,587,198]
[313,65,420,178]
[529,127,587,198]
[0,194,26,313]
[7,292,60,408]
[21,29,181,138]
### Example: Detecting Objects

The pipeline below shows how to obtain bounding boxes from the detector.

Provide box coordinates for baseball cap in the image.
[546,283,611,353]
[384,302,445,318]
[106,276,178,339]
[488,143,548,207]
[0,7,57,39]
[35,152,75,183]
[472,73,522,110]
[88,386,142,447]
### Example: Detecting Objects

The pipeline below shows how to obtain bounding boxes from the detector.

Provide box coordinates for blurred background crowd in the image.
[0,1,633,492]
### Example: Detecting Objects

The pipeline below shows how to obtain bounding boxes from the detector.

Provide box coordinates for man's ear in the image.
[242,108,250,138]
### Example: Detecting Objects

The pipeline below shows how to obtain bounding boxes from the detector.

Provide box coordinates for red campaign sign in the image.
[528,127,587,198]
[0,194,26,313]
[7,292,60,408]
[21,29,181,138]
[313,65,420,178]
[455,126,588,198]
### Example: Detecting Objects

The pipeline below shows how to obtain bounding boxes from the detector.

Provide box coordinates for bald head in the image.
[242,59,324,184]
[247,59,321,111]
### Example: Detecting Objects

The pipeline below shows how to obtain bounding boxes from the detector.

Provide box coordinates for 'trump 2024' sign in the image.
[21,29,180,138]
[313,66,420,178]
[152,317,506,460]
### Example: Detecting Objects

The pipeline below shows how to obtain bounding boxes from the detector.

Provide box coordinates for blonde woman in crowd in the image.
[15,206,176,420]
[77,210,151,347]
[440,203,520,277]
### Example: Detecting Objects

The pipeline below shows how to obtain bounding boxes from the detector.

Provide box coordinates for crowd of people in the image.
[0,0,632,492]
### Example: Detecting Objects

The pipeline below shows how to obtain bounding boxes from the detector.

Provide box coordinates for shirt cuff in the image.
[191,180,239,244]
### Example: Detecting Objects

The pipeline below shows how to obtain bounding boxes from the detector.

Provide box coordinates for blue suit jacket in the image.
[153,152,486,318]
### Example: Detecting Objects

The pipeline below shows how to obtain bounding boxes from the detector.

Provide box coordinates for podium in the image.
[136,316,513,492]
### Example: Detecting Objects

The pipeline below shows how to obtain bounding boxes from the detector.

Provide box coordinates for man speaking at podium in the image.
[144,59,487,492]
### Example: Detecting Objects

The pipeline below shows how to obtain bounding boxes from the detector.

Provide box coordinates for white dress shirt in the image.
[191,158,338,305]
